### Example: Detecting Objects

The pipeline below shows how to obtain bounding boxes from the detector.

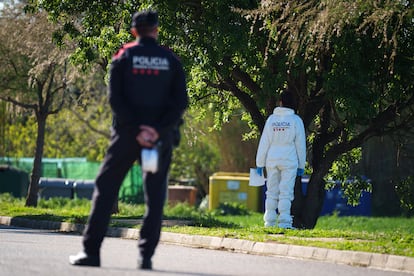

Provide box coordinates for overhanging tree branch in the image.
[69,109,110,139]
[326,93,414,163]
[0,96,37,110]
[230,67,261,94]
[222,75,265,131]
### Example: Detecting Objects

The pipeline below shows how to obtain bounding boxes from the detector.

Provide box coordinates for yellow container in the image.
[208,172,262,212]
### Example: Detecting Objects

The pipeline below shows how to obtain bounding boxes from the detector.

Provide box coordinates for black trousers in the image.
[82,127,172,260]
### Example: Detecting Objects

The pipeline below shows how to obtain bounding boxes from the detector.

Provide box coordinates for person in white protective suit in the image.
[255,89,306,229]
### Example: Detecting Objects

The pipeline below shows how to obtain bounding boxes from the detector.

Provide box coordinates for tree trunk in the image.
[291,176,304,220]
[292,172,326,229]
[292,136,346,229]
[25,115,47,207]
[0,102,6,156]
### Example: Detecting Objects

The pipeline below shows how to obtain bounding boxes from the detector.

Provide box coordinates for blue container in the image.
[73,180,95,200]
[38,178,74,199]
[320,184,371,216]
[262,176,372,216]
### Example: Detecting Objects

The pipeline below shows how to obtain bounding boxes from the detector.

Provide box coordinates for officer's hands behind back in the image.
[137,125,159,148]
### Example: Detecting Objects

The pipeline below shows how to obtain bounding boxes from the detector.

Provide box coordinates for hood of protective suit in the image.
[273,106,294,116]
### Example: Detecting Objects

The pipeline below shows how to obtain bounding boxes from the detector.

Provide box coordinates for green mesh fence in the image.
[12,159,33,173]
[61,162,101,179]
[0,157,143,203]
[119,165,144,204]
[42,162,59,178]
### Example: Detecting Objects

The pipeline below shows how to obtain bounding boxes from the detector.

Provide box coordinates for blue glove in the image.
[256,167,264,176]
[297,168,305,176]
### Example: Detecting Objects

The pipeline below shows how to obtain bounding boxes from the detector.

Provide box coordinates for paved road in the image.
[0,225,409,276]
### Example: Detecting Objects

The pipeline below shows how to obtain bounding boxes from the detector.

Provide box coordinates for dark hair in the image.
[280,89,297,110]
[131,10,158,36]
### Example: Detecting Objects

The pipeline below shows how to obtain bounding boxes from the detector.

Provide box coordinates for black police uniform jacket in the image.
[108,37,188,143]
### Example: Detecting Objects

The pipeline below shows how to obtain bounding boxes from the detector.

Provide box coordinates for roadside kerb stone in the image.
[162,232,221,250]
[59,222,84,233]
[351,251,371,267]
[288,244,316,259]
[221,238,255,253]
[1,216,413,274]
[326,249,354,266]
[209,236,224,248]
[406,257,414,273]
[370,253,389,270]
[386,255,407,272]
[252,242,290,256]
[311,247,329,261]
[0,216,11,225]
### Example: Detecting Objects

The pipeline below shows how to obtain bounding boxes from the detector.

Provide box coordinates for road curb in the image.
[160,232,414,274]
[1,216,413,274]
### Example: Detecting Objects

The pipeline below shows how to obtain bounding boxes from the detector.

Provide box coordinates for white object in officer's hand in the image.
[141,147,158,173]
[249,168,266,186]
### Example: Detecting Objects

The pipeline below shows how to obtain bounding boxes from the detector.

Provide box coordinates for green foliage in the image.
[26,0,270,127]
[170,109,258,195]
[163,0,275,130]
[326,148,372,206]
[0,6,85,206]
[0,193,21,205]
[326,31,380,126]
[169,111,221,195]
[163,203,238,228]
[3,109,110,161]
[211,202,250,216]
[341,177,373,207]
[256,0,414,180]
[2,58,111,161]
[4,117,37,158]
[25,0,140,67]
[116,202,146,218]
[395,176,414,217]
[45,109,110,161]
[37,197,91,210]
[326,148,363,182]
[163,203,199,219]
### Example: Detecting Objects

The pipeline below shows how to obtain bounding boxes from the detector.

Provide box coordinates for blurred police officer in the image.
[69,9,188,270]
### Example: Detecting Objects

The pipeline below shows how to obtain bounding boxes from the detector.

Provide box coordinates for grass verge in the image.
[0,194,413,258]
